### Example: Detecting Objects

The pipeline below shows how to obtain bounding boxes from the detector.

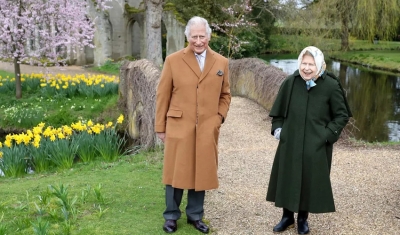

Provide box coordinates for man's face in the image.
[188,24,209,54]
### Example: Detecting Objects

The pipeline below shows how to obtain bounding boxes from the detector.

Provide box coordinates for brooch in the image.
[216,70,224,76]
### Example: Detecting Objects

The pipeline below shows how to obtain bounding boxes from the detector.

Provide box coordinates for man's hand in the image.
[157,132,166,143]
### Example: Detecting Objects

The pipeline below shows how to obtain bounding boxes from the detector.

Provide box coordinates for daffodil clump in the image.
[0,114,125,177]
[0,73,119,98]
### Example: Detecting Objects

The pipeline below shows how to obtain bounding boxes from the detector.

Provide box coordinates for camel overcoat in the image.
[266,70,352,213]
[155,46,231,191]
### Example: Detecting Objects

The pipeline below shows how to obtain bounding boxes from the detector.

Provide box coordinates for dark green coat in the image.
[266,70,352,213]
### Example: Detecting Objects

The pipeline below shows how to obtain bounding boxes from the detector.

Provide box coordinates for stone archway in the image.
[131,21,141,58]
[125,12,145,60]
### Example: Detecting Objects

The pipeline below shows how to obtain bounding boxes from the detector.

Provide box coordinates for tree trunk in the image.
[145,0,164,67]
[14,0,22,99]
[340,7,350,51]
[14,57,22,99]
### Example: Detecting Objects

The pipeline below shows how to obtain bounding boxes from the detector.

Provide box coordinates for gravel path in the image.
[0,61,94,75]
[205,96,400,235]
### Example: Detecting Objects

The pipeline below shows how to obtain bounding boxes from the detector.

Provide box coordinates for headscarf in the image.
[297,46,326,82]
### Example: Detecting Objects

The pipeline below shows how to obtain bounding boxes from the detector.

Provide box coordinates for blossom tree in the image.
[0,0,111,99]
[211,0,257,58]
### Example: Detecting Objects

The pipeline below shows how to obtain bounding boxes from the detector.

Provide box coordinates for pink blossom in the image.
[0,0,111,65]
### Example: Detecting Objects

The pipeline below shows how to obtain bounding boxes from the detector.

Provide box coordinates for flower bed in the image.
[0,73,119,98]
[0,72,126,177]
[0,115,125,177]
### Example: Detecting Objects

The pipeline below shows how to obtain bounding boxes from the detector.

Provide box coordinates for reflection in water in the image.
[265,57,400,142]
[341,66,392,142]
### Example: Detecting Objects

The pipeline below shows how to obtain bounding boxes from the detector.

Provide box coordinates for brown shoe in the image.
[163,220,177,233]
[187,219,209,234]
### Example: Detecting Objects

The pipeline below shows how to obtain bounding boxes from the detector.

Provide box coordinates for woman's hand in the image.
[274,128,282,140]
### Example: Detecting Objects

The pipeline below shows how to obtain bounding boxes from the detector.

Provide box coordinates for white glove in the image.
[274,128,282,140]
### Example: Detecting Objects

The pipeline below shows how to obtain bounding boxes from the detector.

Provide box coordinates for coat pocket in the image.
[166,110,183,139]
[167,109,183,118]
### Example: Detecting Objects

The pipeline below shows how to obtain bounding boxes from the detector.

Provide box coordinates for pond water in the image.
[261,54,400,142]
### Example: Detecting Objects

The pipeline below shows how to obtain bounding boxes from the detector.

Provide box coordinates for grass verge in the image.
[329,50,400,73]
[266,34,400,53]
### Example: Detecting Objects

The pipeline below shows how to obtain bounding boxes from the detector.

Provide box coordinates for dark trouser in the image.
[163,185,205,221]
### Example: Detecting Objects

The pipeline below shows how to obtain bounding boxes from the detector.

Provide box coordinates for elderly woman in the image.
[266,46,352,234]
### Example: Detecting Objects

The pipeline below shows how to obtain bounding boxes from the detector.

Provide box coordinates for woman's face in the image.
[300,54,317,80]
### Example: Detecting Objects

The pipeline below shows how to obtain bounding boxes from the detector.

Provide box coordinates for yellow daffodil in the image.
[57,132,65,139]
[22,134,31,145]
[62,126,73,136]
[33,126,43,135]
[91,125,101,134]
[71,121,87,131]
[117,114,124,124]
[4,139,12,148]
[43,127,54,137]
[27,130,33,138]
[15,135,23,145]
[33,137,40,148]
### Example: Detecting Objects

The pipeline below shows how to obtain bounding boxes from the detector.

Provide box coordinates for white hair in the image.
[184,16,212,41]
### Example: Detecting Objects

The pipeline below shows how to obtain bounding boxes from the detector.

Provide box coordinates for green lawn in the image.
[0,151,208,235]
[0,70,14,78]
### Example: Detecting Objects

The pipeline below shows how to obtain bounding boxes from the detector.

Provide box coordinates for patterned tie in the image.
[196,54,203,71]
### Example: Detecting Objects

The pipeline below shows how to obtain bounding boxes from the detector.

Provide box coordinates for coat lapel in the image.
[182,46,201,78]
[199,47,216,83]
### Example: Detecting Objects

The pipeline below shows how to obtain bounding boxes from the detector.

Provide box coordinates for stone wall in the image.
[119,59,161,149]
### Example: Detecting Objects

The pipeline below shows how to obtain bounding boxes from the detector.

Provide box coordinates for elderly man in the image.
[155,16,231,234]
